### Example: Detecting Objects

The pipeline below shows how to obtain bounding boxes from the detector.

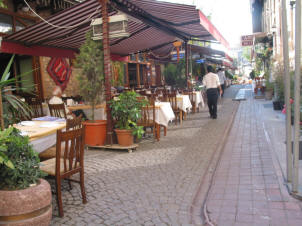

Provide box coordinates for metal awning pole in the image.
[293,0,301,193]
[185,40,189,88]
[281,0,293,183]
[100,0,113,145]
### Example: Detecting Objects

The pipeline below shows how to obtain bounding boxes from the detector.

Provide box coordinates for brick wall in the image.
[39,57,81,100]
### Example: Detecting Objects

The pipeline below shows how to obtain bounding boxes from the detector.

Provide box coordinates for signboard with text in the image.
[241,35,254,46]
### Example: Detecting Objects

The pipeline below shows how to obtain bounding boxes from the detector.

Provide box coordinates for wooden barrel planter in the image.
[0,179,52,226]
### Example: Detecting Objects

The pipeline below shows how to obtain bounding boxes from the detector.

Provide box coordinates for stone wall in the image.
[39,57,81,100]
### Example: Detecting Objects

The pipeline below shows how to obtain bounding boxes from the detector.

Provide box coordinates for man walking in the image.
[203,66,222,119]
[217,68,226,97]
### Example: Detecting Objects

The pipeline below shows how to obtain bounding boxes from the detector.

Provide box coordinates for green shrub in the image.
[163,59,186,88]
[0,127,45,190]
[110,91,147,139]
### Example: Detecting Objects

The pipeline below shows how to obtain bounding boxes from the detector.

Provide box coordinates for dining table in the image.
[193,91,205,109]
[142,101,175,140]
[154,101,175,127]
[176,94,192,120]
[14,118,66,153]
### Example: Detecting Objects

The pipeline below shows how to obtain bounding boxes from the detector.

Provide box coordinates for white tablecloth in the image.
[177,95,192,112]
[155,102,175,127]
[31,133,57,153]
[193,91,205,108]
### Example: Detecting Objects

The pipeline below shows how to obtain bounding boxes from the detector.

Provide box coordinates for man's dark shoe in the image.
[213,115,217,119]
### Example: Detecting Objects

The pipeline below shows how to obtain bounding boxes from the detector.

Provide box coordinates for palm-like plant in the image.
[0,55,32,129]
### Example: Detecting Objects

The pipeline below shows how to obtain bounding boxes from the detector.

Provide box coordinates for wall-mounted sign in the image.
[241,35,254,46]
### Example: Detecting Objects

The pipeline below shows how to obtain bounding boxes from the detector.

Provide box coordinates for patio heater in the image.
[96,0,130,145]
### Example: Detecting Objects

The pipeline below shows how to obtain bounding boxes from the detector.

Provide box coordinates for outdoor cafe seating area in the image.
[15,86,205,144]
[11,86,205,217]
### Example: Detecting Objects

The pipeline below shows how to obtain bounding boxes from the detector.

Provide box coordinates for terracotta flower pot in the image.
[0,179,52,226]
[115,129,134,146]
[82,120,107,146]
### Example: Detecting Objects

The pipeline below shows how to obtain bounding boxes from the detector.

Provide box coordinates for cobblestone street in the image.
[50,86,240,225]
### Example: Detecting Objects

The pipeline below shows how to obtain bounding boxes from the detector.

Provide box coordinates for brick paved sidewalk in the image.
[50,86,240,226]
[206,89,302,226]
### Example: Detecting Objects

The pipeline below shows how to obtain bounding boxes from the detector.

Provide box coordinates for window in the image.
[0,9,36,35]
[0,13,12,34]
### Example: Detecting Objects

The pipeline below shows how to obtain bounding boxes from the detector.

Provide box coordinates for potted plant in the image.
[0,127,52,225]
[75,31,106,146]
[264,80,274,100]
[110,91,147,146]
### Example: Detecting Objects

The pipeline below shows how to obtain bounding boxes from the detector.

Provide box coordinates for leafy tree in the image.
[163,59,186,88]
[75,31,104,121]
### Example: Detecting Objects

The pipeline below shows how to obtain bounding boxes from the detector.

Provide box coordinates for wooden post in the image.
[0,91,4,130]
[136,63,140,88]
[100,0,113,144]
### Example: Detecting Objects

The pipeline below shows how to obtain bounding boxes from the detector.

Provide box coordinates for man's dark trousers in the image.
[206,88,219,118]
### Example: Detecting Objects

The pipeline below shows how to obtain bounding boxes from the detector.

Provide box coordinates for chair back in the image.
[27,98,44,118]
[48,103,67,119]
[66,115,82,130]
[183,91,194,104]
[167,93,178,110]
[56,127,85,176]
[138,98,156,127]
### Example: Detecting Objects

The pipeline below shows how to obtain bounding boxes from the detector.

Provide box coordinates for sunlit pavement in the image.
[49,86,240,226]
[206,85,302,226]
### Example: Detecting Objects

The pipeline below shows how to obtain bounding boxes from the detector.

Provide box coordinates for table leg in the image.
[156,123,160,141]
[179,110,183,124]
[183,111,187,120]
[164,126,167,136]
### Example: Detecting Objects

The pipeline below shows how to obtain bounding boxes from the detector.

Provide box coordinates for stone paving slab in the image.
[49,86,240,225]
[206,86,302,226]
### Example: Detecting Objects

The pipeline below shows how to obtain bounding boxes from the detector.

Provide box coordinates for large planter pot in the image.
[0,179,52,226]
[115,129,134,146]
[265,89,273,100]
[82,120,107,146]
[273,101,282,110]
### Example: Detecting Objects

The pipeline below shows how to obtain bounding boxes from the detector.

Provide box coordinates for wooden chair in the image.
[137,98,159,141]
[27,98,44,118]
[39,116,82,161]
[48,103,67,119]
[40,127,87,217]
[167,93,182,125]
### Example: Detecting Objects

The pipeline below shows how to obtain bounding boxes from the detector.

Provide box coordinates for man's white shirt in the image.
[217,71,226,85]
[202,72,220,89]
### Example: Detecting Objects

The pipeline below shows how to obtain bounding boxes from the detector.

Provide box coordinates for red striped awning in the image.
[1,0,229,58]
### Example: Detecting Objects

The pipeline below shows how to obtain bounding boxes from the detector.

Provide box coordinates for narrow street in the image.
[50,85,240,225]
[49,85,302,226]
